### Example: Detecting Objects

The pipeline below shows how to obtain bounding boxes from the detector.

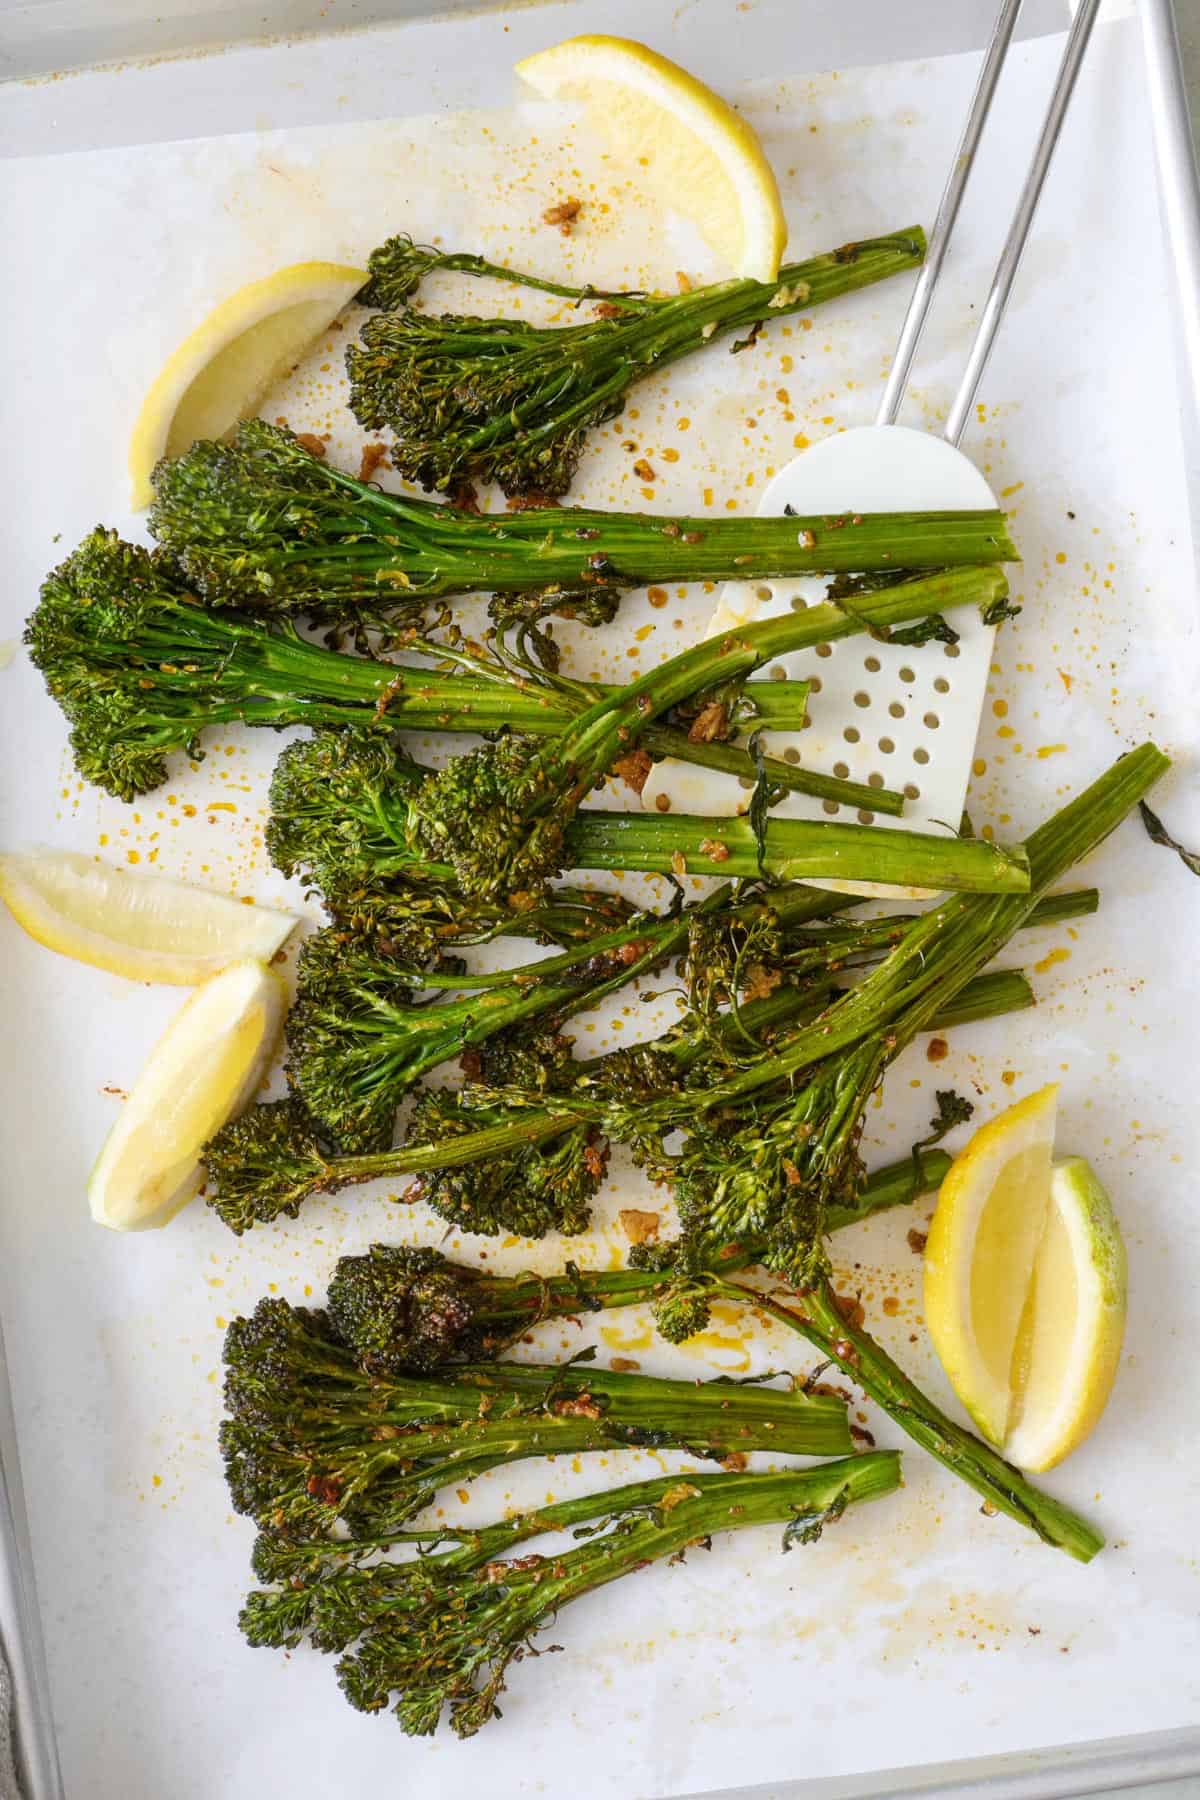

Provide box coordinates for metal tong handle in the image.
[877,0,1103,448]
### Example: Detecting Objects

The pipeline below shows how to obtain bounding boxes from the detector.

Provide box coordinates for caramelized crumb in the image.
[907,1228,929,1256]
[506,491,560,511]
[741,963,782,1002]
[543,196,582,233]
[551,1394,603,1420]
[449,480,480,514]
[613,749,653,794]
[687,700,730,743]
[357,441,390,483]
[618,1208,660,1245]
[294,433,327,459]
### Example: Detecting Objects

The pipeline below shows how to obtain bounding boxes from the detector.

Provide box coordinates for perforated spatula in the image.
[641,0,1101,893]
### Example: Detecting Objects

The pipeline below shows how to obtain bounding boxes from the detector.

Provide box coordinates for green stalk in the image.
[924,967,1033,1031]
[350,226,932,497]
[565,810,1028,892]
[202,961,1031,1233]
[647,746,1167,1124]
[149,420,1018,626]
[730,1281,1103,1562]
[243,1456,901,1737]
[358,227,929,317]
[639,726,905,815]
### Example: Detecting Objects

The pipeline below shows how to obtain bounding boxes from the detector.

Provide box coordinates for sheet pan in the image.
[1,3,1199,1794]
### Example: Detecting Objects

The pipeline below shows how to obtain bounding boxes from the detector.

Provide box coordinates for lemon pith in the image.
[128,261,365,508]
[515,36,787,281]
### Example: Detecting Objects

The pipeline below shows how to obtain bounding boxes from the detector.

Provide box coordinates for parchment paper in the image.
[0,15,1198,1799]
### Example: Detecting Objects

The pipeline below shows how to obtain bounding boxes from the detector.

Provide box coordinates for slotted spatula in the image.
[641,0,1102,894]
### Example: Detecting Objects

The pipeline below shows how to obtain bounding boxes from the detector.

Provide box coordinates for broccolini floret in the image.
[221,1294,853,1542]
[239,1458,900,1737]
[27,525,857,805]
[145,419,1015,631]
[319,1150,951,1374]
[346,228,927,497]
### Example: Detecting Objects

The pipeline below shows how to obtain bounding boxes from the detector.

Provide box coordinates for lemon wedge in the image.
[89,958,286,1231]
[924,1086,1127,1471]
[128,261,365,508]
[0,850,297,985]
[516,36,787,281]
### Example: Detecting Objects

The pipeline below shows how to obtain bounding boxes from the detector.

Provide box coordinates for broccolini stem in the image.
[730,1281,1103,1562]
[425,1150,958,1334]
[148,420,1017,626]
[243,1455,902,1736]
[565,810,1029,892]
[350,227,931,497]
[358,228,928,316]
[648,745,1168,1124]
[637,726,906,816]
[202,967,1030,1232]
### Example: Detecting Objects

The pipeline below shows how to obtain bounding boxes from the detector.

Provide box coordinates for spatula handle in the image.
[879,0,1103,447]
[877,0,1022,430]
[944,0,1102,445]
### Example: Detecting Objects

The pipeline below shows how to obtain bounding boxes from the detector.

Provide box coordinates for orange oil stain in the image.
[600,1322,653,1353]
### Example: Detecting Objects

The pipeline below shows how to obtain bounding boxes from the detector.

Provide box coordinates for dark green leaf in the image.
[782,1489,847,1550]
[888,613,960,647]
[1139,800,1200,878]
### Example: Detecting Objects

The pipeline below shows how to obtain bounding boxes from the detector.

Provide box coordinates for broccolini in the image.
[221,1294,853,1541]
[239,1457,900,1737]
[147,420,1016,631]
[347,227,929,497]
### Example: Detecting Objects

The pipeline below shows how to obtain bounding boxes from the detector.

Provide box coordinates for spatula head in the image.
[640,425,1002,897]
